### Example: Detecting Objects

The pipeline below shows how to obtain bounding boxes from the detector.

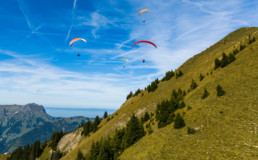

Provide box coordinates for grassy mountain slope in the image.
[60,27,258,160]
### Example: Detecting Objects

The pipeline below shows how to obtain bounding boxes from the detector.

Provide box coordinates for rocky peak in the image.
[22,103,46,114]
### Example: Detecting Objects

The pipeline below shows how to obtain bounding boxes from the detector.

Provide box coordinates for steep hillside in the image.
[0,103,89,154]
[59,27,258,160]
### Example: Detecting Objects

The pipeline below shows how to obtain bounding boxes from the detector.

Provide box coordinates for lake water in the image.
[45,107,117,118]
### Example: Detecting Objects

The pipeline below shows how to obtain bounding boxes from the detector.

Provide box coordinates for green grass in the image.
[60,27,258,160]
[39,146,52,160]
[0,154,10,160]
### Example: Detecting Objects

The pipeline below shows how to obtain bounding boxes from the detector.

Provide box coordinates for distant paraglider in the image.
[132,40,157,48]
[139,9,151,23]
[142,59,145,63]
[122,58,129,68]
[69,38,87,46]
[139,9,151,15]
[69,38,87,57]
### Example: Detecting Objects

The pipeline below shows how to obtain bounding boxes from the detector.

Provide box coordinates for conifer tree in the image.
[214,58,221,69]
[220,52,228,68]
[141,112,150,123]
[233,48,239,55]
[103,111,108,119]
[126,91,133,100]
[92,116,101,132]
[190,79,198,91]
[174,113,185,129]
[217,85,225,96]
[176,70,183,79]
[134,89,141,96]
[77,149,85,160]
[179,101,186,109]
[82,120,92,136]
[228,53,236,64]
[240,43,246,51]
[201,88,209,99]
[199,73,205,81]
[122,114,145,148]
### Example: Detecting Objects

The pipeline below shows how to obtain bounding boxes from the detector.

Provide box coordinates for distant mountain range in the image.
[0,103,89,154]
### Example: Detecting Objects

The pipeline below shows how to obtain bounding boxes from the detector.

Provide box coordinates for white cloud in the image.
[0,50,148,108]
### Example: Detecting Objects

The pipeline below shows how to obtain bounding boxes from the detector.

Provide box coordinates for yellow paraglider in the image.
[139,9,151,15]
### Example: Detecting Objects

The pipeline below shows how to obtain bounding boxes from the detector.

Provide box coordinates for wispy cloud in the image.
[65,0,78,42]
[0,49,148,108]
[78,11,116,39]
[17,0,34,31]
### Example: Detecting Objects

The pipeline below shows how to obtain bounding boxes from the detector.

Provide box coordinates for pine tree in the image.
[92,116,101,132]
[214,58,221,69]
[141,112,150,123]
[112,129,125,156]
[199,73,205,81]
[190,79,198,91]
[228,53,236,64]
[82,120,92,136]
[103,111,108,119]
[174,113,185,129]
[176,70,183,79]
[201,88,209,99]
[162,70,174,81]
[134,89,141,96]
[126,91,133,100]
[217,85,225,96]
[233,48,239,55]
[77,149,85,160]
[240,43,246,51]
[179,101,185,109]
[122,114,145,148]
[220,52,228,68]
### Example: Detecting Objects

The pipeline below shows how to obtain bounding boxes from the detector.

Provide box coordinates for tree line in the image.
[77,114,145,160]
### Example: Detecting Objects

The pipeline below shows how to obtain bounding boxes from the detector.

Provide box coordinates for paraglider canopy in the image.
[139,9,151,15]
[121,58,129,62]
[69,38,87,46]
[132,40,157,48]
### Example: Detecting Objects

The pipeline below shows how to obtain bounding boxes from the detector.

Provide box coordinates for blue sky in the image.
[0,0,257,109]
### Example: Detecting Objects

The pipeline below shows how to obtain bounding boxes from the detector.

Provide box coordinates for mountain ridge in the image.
[0,103,89,154]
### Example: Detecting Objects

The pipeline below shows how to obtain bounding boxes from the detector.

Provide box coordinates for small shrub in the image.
[199,74,205,81]
[217,85,225,96]
[187,127,196,134]
[228,53,236,64]
[190,79,198,91]
[201,88,209,99]
[233,48,239,55]
[176,70,183,79]
[214,58,221,69]
[240,43,246,51]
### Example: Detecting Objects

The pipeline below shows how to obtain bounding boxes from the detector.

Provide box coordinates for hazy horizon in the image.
[45,107,117,118]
